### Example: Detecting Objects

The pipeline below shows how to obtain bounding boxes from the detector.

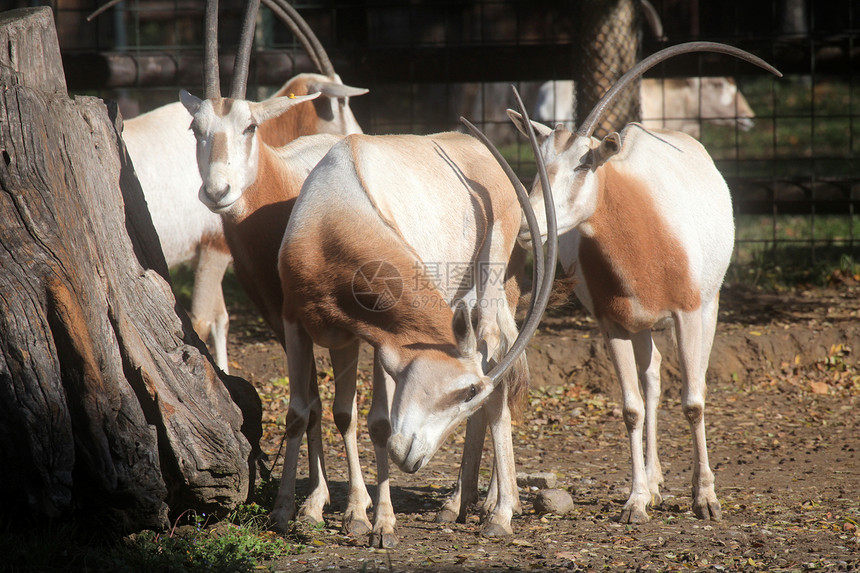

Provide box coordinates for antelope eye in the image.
[243,124,257,136]
[465,384,477,403]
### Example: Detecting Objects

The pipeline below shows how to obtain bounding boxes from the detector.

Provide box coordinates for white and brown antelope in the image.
[277,90,556,543]
[118,0,367,372]
[640,76,755,137]
[181,0,556,546]
[178,0,382,540]
[494,42,781,524]
[534,76,756,140]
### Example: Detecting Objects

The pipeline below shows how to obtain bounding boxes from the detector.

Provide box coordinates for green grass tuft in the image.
[1,505,303,573]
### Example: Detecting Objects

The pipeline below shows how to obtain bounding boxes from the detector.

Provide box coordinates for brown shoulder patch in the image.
[580,163,701,332]
[281,194,459,356]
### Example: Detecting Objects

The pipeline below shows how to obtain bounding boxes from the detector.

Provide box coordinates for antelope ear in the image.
[452,301,477,359]
[179,89,202,116]
[249,92,322,124]
[592,132,622,168]
[507,110,554,140]
[308,80,369,99]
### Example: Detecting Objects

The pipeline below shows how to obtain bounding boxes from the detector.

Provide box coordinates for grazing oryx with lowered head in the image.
[496,42,781,524]
[119,0,367,372]
[278,92,557,543]
[534,76,757,140]
[640,76,756,138]
[179,0,376,541]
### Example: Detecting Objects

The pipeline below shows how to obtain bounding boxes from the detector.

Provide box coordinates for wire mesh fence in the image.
[25,0,860,282]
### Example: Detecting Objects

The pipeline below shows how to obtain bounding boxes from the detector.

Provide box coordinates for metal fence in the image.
[28,0,860,276]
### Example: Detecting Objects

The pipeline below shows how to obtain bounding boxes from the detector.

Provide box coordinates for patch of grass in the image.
[731,214,860,288]
[102,519,295,573]
[1,505,302,573]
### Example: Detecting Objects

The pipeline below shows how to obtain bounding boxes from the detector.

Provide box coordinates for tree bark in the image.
[575,0,642,138]
[0,7,261,533]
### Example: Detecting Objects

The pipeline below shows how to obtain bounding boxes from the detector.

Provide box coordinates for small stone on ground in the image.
[533,489,574,515]
[516,471,557,489]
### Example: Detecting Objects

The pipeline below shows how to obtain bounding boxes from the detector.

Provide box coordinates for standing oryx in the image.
[119,0,367,372]
[496,42,781,524]
[179,0,379,541]
[182,0,557,547]
[278,92,556,543]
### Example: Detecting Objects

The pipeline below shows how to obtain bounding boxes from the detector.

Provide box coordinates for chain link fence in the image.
[21,0,860,282]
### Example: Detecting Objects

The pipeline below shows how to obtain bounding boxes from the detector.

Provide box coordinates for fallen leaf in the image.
[809,381,829,395]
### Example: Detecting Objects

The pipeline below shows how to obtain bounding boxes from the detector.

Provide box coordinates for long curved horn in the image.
[261,0,336,78]
[86,0,122,22]
[230,0,262,99]
[459,114,545,312]
[205,0,221,99]
[461,85,558,387]
[576,41,783,138]
[639,0,665,41]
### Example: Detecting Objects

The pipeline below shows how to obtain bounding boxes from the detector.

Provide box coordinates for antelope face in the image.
[180,93,261,213]
[507,114,602,246]
[385,304,494,473]
[697,77,755,131]
[386,352,492,474]
[179,90,320,214]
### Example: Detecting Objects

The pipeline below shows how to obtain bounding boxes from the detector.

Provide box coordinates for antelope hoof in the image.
[369,530,399,549]
[619,504,650,524]
[268,516,289,534]
[268,507,294,534]
[651,491,664,507]
[342,514,372,536]
[299,513,325,528]
[480,522,513,537]
[435,508,459,524]
[693,499,722,521]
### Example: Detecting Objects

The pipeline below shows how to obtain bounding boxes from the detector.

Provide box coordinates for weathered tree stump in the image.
[0,7,261,533]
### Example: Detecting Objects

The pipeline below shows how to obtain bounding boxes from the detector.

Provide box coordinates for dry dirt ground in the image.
[224,283,860,572]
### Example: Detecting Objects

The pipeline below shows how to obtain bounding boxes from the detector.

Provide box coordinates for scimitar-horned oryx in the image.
[501,41,781,525]
[277,88,557,544]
